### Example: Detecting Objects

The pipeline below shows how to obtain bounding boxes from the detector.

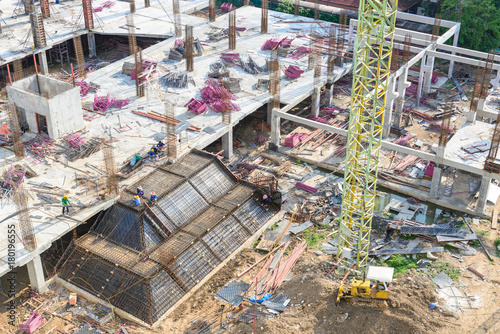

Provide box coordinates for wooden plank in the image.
[492,209,499,230]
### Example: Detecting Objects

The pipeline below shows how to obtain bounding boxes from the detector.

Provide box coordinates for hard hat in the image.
[137,186,143,190]
[63,195,68,199]
[151,149,154,151]
[151,191,156,196]
[135,195,139,199]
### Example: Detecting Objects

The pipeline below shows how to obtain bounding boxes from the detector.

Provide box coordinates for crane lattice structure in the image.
[337,0,398,275]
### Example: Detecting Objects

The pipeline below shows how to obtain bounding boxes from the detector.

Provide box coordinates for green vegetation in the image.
[495,237,500,257]
[475,230,490,237]
[431,261,461,280]
[470,239,480,247]
[303,228,328,249]
[379,255,418,277]
[276,0,294,14]
[400,234,417,240]
[440,0,500,52]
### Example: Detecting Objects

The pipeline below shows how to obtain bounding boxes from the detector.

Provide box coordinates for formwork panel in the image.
[190,162,235,202]
[215,184,254,211]
[150,270,186,323]
[181,205,228,237]
[130,169,184,198]
[157,182,209,227]
[163,153,212,177]
[233,198,275,233]
[202,216,251,259]
[171,241,221,290]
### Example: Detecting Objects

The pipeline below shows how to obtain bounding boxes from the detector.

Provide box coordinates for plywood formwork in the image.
[57,150,281,326]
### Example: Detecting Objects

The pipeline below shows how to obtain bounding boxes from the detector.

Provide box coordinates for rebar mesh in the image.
[164,102,178,159]
[58,151,280,325]
[229,11,236,50]
[173,0,181,37]
[186,25,194,72]
[270,49,280,109]
[13,184,36,251]
[209,0,215,21]
[261,0,268,34]
[8,104,25,159]
[103,141,118,195]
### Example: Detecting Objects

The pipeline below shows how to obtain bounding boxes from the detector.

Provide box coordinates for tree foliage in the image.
[276,0,294,14]
[440,0,500,52]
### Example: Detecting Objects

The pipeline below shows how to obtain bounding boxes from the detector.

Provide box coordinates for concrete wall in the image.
[7,75,84,139]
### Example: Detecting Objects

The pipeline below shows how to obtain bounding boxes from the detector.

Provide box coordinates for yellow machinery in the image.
[337,266,394,302]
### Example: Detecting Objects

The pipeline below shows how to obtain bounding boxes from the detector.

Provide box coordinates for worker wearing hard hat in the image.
[62,195,71,215]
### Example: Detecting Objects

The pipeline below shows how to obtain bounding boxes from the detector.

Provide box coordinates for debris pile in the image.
[200,79,240,112]
[160,72,195,88]
[93,93,130,112]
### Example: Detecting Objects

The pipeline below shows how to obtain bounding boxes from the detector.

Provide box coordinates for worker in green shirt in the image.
[62,195,71,215]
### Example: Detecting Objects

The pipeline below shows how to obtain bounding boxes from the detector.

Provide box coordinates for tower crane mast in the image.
[337,0,399,274]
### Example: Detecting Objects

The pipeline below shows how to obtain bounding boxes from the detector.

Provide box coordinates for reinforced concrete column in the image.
[267,101,272,124]
[325,80,334,107]
[476,176,491,215]
[430,144,444,199]
[447,29,460,78]
[416,54,428,107]
[87,33,97,58]
[423,45,436,93]
[311,86,321,117]
[221,128,233,159]
[270,108,280,147]
[26,255,47,293]
[38,51,48,75]
[393,67,411,128]
[382,74,398,139]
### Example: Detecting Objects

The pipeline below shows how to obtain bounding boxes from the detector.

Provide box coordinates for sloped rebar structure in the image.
[337,0,398,274]
[57,151,280,326]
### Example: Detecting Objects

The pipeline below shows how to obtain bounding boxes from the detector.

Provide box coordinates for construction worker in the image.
[0,122,11,140]
[262,194,270,205]
[157,140,165,150]
[137,186,144,197]
[130,153,141,166]
[62,195,71,215]
[150,191,157,204]
[149,148,155,160]
[133,195,141,206]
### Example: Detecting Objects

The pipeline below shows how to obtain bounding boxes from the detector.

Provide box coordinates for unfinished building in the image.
[6,75,83,139]
[55,150,280,326]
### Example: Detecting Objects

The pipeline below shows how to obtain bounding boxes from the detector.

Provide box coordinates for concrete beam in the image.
[437,44,500,63]
[396,12,458,29]
[426,50,500,71]
[26,255,46,293]
[274,110,500,181]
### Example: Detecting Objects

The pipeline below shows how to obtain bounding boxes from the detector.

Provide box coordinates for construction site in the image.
[0,0,499,333]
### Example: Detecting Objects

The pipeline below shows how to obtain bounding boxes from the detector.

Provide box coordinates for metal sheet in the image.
[400,226,467,236]
[369,247,444,256]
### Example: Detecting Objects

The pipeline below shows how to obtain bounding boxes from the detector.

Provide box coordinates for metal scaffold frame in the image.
[337,0,398,274]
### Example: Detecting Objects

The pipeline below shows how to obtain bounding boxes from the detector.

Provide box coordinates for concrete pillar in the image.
[430,144,445,199]
[87,33,97,58]
[26,255,47,293]
[423,51,435,93]
[492,72,500,91]
[38,51,48,75]
[466,109,477,123]
[270,108,280,147]
[393,67,411,128]
[382,74,398,139]
[311,86,321,117]
[476,176,491,215]
[430,164,442,198]
[325,80,334,107]
[416,54,428,107]
[447,30,460,78]
[221,128,233,159]
[267,101,273,124]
